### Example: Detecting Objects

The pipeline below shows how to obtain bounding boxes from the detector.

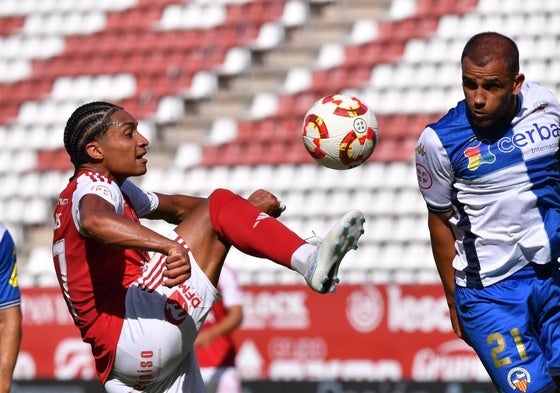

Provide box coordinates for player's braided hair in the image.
[64,101,123,167]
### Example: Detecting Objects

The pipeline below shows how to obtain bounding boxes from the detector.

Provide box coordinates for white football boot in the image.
[304,209,365,293]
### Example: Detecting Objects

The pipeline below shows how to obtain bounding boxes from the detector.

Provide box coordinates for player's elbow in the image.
[79,214,113,240]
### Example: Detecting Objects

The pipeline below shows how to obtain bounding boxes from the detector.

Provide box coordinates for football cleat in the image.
[304,209,365,293]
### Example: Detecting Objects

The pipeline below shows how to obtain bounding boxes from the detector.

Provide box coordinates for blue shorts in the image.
[455,264,560,393]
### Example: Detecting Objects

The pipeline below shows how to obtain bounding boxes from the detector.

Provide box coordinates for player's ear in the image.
[512,73,525,95]
[85,141,104,161]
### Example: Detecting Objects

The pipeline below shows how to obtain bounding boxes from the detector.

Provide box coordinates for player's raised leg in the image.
[173,188,365,293]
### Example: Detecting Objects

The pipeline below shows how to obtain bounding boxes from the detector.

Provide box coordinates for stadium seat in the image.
[173,143,202,169]
[387,0,416,20]
[249,92,279,120]
[38,170,70,198]
[281,0,309,28]
[155,96,184,124]
[282,67,312,94]
[205,166,232,192]
[17,172,41,198]
[315,43,345,70]
[183,71,218,100]
[22,197,49,225]
[3,0,551,286]
[23,246,59,287]
[216,47,252,76]
[250,22,286,51]
[0,59,32,83]
[181,166,210,196]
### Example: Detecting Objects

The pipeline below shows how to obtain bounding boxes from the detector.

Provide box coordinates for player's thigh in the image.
[109,264,218,391]
[106,351,204,393]
[539,272,560,377]
[456,282,555,391]
[174,198,228,285]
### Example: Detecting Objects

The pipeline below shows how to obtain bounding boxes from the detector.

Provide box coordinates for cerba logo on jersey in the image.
[463,120,560,171]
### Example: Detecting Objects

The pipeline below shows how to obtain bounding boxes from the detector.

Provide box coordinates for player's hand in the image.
[194,328,217,348]
[448,303,463,339]
[247,189,286,218]
[163,243,192,287]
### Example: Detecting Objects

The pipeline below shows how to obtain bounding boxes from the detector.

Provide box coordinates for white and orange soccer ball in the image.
[301,94,379,170]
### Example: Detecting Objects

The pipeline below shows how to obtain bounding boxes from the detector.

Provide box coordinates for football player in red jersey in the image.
[53,101,364,392]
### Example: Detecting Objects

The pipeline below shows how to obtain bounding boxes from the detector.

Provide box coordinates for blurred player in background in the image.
[195,263,243,393]
[52,101,365,392]
[0,225,21,393]
[415,32,560,391]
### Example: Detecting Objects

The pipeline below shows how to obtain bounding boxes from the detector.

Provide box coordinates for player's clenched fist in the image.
[247,189,286,218]
[163,243,192,287]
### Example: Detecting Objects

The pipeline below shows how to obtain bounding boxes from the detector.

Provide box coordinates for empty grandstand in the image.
[2,0,559,388]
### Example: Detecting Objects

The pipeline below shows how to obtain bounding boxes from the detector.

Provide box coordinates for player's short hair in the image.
[461,32,520,75]
[64,101,123,167]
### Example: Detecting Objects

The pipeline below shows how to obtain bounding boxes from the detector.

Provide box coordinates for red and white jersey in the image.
[196,264,243,368]
[52,169,158,383]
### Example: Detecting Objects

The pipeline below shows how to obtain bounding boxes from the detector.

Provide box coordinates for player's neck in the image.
[78,165,121,184]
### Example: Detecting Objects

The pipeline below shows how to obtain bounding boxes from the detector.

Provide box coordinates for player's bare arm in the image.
[147,193,206,224]
[427,211,461,338]
[194,304,243,349]
[79,193,191,286]
[148,189,283,225]
[0,306,21,393]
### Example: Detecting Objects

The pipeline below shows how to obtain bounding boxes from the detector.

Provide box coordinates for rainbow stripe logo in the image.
[463,141,496,170]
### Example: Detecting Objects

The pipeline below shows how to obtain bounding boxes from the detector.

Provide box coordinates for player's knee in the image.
[208,189,237,209]
[208,189,238,228]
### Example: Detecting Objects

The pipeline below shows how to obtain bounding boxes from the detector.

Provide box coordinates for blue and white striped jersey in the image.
[415,82,560,288]
[0,226,20,309]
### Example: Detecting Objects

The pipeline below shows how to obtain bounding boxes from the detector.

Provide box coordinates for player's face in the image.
[461,57,524,129]
[91,109,150,183]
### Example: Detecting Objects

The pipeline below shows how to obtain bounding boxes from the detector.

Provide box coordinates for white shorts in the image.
[105,231,220,393]
[200,367,242,393]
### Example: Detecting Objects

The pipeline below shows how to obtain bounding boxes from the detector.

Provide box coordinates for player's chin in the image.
[474,118,494,129]
[133,162,148,175]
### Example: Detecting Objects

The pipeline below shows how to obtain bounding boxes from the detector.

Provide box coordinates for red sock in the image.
[208,189,306,268]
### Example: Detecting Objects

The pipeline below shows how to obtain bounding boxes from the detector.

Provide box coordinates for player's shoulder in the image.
[522,81,559,104]
[75,170,117,186]
[418,100,468,145]
[0,226,13,247]
[75,170,121,192]
[71,170,123,205]
[519,81,560,120]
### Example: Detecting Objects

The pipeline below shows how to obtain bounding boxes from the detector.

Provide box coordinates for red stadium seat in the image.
[0,16,24,36]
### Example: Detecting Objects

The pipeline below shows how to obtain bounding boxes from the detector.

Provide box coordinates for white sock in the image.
[290,243,317,276]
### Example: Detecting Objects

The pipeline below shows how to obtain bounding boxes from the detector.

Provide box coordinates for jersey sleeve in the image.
[0,228,20,309]
[217,264,244,308]
[72,175,125,233]
[121,180,159,218]
[415,126,455,213]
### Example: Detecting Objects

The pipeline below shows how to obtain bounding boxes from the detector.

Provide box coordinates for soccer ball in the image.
[301,94,379,170]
